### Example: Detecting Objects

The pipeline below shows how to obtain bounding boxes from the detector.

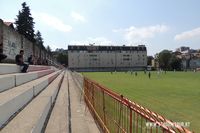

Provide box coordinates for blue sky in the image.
[1,0,200,55]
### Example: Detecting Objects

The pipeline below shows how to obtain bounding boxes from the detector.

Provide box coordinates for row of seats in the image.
[0,63,66,132]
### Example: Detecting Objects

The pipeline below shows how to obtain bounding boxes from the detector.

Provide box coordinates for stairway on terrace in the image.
[0,63,100,133]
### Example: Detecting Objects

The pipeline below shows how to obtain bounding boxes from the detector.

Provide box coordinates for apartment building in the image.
[68,45,147,71]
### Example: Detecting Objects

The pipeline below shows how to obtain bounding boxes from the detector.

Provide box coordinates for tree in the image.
[158,50,172,70]
[35,31,43,45]
[170,55,182,71]
[54,48,68,66]
[35,31,44,58]
[55,48,65,53]
[46,45,52,54]
[56,53,68,65]
[15,2,35,42]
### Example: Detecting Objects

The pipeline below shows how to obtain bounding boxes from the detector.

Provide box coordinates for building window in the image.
[123,54,130,57]
[123,58,130,61]
[89,54,97,57]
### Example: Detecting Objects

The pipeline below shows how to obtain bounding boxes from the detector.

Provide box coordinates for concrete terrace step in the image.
[1,72,64,133]
[0,69,55,93]
[27,65,51,72]
[0,64,20,75]
[0,71,61,128]
[45,72,68,133]
[0,63,51,75]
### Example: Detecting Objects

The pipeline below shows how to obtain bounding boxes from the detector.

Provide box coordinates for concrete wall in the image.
[0,20,3,54]
[0,19,51,63]
[34,45,40,60]
[23,37,33,61]
[2,20,22,61]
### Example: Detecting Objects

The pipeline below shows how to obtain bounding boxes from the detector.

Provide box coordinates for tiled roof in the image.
[3,21,15,29]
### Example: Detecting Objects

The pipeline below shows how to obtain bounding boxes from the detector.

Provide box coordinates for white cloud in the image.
[113,25,169,43]
[33,12,72,32]
[174,27,200,41]
[70,11,86,22]
[112,29,122,33]
[70,37,113,45]
[88,37,112,44]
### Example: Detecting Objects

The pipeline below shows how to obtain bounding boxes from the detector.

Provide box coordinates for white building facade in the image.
[68,45,147,71]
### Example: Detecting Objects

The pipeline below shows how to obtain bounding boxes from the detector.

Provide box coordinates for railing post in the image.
[116,95,123,133]
[83,78,87,102]
[102,90,106,126]
[129,108,132,133]
[136,113,138,133]
[92,83,95,107]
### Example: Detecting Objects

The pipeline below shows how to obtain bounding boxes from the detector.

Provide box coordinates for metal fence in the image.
[83,77,192,133]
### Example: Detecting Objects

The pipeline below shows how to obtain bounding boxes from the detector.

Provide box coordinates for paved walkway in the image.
[68,71,101,133]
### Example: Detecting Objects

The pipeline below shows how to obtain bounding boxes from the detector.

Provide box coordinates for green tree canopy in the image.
[46,45,52,54]
[157,50,182,70]
[170,55,182,70]
[15,2,35,42]
[56,53,68,66]
[35,31,44,58]
[35,31,43,46]
[158,50,172,70]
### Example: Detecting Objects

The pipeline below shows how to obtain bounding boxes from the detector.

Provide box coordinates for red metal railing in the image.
[83,77,192,133]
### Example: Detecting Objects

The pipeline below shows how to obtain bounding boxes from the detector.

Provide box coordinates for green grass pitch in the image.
[82,71,200,132]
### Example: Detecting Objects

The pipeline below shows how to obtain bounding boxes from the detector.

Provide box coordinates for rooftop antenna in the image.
[89,43,95,46]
